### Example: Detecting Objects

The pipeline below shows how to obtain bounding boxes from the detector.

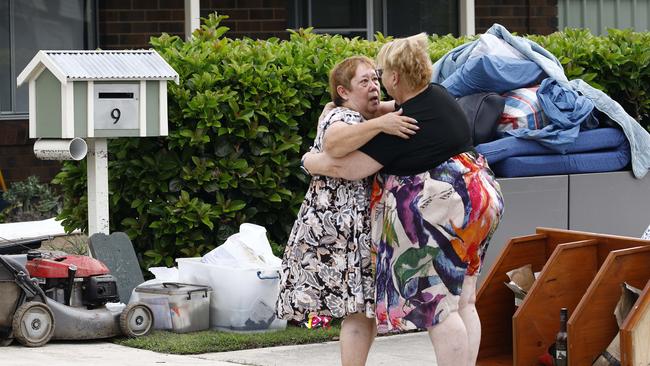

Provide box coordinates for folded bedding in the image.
[476,127,626,164]
[490,147,630,177]
[475,127,631,177]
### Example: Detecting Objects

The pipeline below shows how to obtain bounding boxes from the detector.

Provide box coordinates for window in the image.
[289,0,459,39]
[290,0,377,38]
[384,0,458,38]
[0,0,97,119]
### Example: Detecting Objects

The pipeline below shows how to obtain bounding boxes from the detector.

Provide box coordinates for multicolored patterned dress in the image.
[276,107,375,321]
[370,151,504,333]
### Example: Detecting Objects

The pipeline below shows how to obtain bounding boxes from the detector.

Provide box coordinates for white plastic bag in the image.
[201,223,281,269]
[148,266,180,281]
[238,223,276,260]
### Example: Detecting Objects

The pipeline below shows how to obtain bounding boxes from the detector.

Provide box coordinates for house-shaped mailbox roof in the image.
[17,50,179,86]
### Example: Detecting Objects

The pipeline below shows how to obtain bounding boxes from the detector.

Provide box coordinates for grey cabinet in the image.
[479,171,650,285]
[569,171,650,236]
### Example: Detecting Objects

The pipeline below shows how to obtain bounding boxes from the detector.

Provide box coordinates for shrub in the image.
[53,15,650,268]
[0,176,61,223]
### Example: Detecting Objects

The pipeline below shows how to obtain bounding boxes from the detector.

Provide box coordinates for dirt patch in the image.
[40,234,89,255]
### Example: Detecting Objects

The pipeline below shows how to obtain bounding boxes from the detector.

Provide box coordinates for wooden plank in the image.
[477,233,549,359]
[536,227,650,265]
[569,246,650,366]
[620,279,650,366]
[513,239,599,366]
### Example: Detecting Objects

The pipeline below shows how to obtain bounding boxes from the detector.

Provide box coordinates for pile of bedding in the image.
[434,24,650,179]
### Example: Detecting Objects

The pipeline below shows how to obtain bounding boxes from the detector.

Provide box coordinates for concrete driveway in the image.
[2,331,437,366]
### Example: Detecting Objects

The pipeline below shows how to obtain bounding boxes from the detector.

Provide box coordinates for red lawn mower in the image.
[0,249,153,347]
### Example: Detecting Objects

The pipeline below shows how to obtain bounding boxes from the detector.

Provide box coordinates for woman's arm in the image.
[374,100,396,118]
[323,109,418,158]
[302,150,383,181]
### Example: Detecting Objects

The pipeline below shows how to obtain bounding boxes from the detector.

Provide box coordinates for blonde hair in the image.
[329,56,376,106]
[376,33,432,91]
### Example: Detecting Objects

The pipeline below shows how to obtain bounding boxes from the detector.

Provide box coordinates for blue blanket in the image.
[441,55,544,97]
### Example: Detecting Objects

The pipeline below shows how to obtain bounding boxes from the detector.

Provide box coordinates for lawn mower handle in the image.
[0,255,47,303]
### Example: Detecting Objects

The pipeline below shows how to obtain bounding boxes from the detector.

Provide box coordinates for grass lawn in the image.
[114,324,341,354]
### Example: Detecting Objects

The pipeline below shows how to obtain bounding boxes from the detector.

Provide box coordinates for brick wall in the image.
[99,0,556,50]
[0,120,61,185]
[477,0,558,35]
[202,0,288,40]
[99,0,289,49]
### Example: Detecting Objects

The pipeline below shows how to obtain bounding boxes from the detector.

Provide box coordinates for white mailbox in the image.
[17,50,179,139]
[16,50,179,236]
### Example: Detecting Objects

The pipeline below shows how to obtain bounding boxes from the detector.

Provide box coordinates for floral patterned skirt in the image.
[276,176,375,321]
[370,151,504,333]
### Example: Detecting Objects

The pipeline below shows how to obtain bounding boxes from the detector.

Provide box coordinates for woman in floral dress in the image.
[276,56,418,366]
[303,35,504,366]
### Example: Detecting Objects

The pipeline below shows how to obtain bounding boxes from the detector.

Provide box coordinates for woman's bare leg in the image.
[459,275,480,366]
[340,313,377,366]
[427,310,469,366]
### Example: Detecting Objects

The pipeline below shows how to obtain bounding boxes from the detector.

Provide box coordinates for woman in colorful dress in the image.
[303,34,504,366]
[276,55,418,366]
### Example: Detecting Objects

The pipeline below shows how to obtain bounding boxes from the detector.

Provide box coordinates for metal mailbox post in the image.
[17,50,179,235]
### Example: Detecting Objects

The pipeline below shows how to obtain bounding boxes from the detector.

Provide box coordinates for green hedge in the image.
[53,14,650,268]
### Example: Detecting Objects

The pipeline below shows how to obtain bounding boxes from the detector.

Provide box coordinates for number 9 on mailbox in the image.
[95,83,139,130]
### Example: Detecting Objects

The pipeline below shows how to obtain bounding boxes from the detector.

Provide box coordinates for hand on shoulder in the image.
[376,108,419,139]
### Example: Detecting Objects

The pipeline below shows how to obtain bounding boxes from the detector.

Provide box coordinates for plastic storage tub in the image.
[176,258,287,332]
[134,282,211,333]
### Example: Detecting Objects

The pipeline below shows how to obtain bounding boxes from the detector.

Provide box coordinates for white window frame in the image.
[460,0,475,35]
